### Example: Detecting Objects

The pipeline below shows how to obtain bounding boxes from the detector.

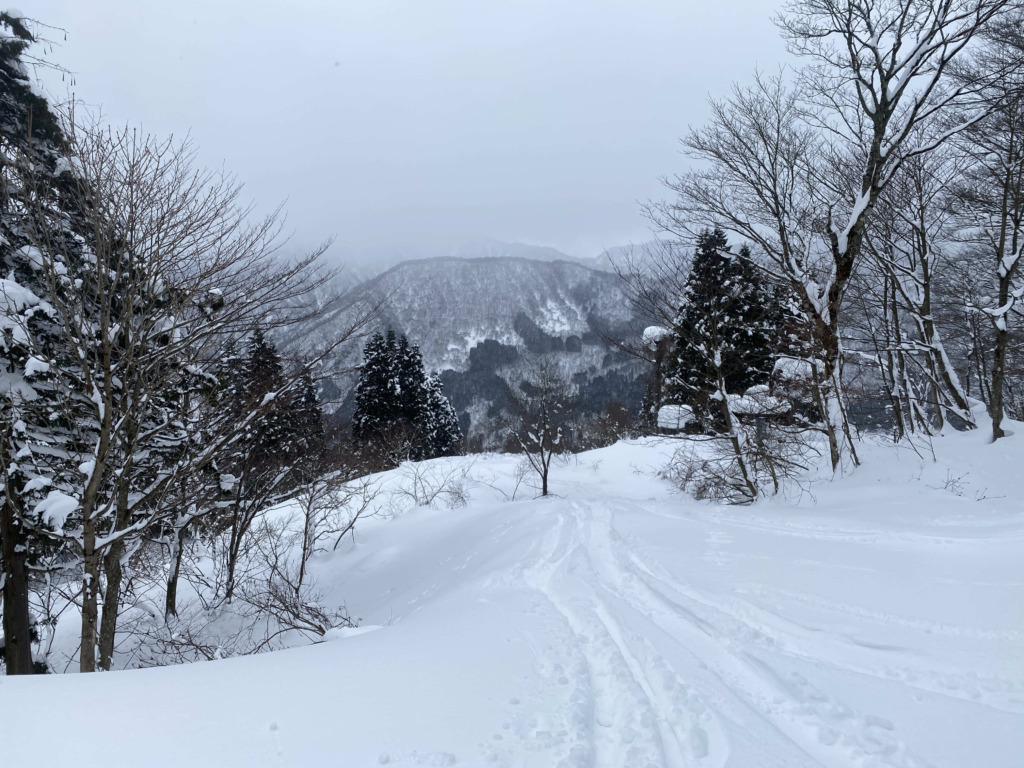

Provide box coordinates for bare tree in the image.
[860,143,976,433]
[15,115,375,671]
[651,0,1013,469]
[502,358,577,497]
[950,10,1024,439]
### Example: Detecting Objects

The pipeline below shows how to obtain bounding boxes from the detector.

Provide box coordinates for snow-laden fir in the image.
[2,423,1021,768]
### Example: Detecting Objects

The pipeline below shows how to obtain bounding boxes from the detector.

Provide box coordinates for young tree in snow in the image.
[503,358,577,497]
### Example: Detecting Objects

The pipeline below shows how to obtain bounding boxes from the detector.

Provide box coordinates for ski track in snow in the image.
[489,492,1008,768]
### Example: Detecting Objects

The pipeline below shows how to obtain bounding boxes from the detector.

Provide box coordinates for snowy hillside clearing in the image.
[2,431,1022,768]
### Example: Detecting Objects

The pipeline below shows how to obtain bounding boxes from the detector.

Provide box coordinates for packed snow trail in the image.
[2,436,1022,767]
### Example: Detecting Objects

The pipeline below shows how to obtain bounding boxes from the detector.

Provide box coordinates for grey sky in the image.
[34,0,785,265]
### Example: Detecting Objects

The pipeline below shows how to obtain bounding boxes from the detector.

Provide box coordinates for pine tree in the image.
[221,329,302,599]
[351,330,461,466]
[395,334,428,426]
[292,370,327,462]
[1,11,85,675]
[422,374,463,458]
[351,331,395,446]
[664,228,789,431]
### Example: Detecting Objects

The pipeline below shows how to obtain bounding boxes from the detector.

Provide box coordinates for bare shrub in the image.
[662,410,818,504]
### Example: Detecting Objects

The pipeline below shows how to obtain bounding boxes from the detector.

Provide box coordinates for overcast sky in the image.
[33,1,785,265]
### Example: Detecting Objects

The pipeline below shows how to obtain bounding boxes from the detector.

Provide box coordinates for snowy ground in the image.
[2,429,1022,767]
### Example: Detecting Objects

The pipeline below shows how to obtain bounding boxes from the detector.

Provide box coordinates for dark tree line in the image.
[352,329,462,468]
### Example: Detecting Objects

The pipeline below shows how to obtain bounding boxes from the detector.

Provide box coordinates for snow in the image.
[657,403,693,431]
[3,431,1024,767]
[642,325,671,347]
[0,276,40,312]
[23,355,49,377]
[773,355,814,381]
[33,490,79,531]
[20,475,51,493]
[727,390,790,415]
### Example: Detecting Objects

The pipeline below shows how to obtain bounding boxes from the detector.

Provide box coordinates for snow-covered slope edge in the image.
[3,429,1022,768]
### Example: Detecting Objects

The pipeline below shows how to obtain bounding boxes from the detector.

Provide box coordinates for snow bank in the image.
[773,355,814,380]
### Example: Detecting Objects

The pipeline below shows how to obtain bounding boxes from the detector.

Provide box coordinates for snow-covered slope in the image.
[282,256,644,424]
[313,256,635,372]
[4,429,1023,767]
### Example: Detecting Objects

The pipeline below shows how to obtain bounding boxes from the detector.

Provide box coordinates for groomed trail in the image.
[3,435,1022,767]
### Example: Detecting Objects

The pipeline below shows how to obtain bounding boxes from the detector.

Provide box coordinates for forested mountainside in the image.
[346,256,635,371]
[282,256,649,437]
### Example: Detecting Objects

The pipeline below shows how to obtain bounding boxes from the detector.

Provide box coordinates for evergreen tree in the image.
[351,331,396,446]
[395,334,428,428]
[292,370,327,462]
[0,11,85,674]
[664,228,789,431]
[422,374,463,458]
[221,329,311,599]
[351,329,461,465]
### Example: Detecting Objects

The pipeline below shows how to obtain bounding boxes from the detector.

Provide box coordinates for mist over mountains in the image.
[284,248,652,443]
[322,236,663,279]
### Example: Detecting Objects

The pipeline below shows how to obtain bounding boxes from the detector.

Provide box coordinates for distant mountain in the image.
[447,238,578,264]
[281,255,649,440]
[348,256,634,370]
[326,238,583,279]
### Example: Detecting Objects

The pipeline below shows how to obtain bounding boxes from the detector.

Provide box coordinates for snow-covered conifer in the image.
[422,374,463,458]
[352,330,461,466]
[664,229,789,432]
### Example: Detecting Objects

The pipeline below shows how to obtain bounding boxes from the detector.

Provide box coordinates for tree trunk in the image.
[991,325,1009,440]
[97,459,133,670]
[1,492,34,675]
[226,505,242,602]
[165,522,187,622]
[97,536,124,671]
[80,518,100,673]
[813,326,844,472]
[716,374,758,502]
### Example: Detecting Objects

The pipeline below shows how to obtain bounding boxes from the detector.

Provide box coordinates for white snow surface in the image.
[774,356,815,381]
[658,403,694,431]
[3,430,1024,767]
[643,325,672,347]
[33,490,78,531]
